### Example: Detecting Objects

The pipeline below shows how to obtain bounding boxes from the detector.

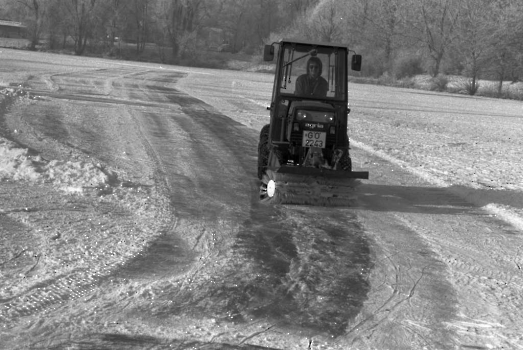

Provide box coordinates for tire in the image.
[257,124,270,179]
[259,124,270,145]
[339,151,352,171]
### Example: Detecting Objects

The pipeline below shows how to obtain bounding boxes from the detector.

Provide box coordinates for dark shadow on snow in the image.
[35,332,280,350]
[168,182,374,337]
[356,183,523,212]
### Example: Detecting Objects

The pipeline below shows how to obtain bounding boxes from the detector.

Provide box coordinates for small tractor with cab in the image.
[258,39,369,205]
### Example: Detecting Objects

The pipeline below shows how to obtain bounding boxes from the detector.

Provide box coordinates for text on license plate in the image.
[302,131,326,148]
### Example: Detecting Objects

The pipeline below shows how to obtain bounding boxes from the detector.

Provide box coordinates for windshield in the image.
[279,44,347,101]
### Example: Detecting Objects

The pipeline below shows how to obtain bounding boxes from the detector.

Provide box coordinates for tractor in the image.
[258,39,369,205]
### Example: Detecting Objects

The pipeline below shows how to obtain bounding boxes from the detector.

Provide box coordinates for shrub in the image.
[477,83,500,98]
[360,55,386,78]
[378,72,395,85]
[394,55,424,79]
[464,79,480,95]
[429,75,449,91]
[507,84,523,100]
[476,82,523,100]
[396,77,416,88]
[348,76,379,85]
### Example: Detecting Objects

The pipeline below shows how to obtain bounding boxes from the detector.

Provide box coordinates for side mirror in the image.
[351,54,362,71]
[263,44,274,61]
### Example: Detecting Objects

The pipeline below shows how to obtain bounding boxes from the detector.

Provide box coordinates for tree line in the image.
[0,0,303,56]
[1,0,523,93]
[287,0,523,94]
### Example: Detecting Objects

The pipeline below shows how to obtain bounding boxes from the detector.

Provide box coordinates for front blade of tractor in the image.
[269,165,369,179]
[259,169,364,206]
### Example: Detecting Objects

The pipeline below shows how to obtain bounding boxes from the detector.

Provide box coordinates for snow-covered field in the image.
[350,85,523,230]
[1,48,523,349]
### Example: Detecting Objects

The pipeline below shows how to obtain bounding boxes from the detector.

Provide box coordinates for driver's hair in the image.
[307,56,323,76]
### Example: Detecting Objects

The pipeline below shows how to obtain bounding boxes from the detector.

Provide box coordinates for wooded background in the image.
[1,0,523,95]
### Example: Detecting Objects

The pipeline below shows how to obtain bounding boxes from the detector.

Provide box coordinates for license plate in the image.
[302,131,326,148]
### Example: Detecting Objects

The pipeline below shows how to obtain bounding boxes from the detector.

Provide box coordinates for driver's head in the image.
[307,57,322,78]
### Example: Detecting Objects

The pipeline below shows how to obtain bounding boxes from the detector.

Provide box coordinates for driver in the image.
[295,56,329,97]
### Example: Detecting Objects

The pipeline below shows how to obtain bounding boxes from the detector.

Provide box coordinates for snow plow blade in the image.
[259,168,368,206]
[272,165,369,179]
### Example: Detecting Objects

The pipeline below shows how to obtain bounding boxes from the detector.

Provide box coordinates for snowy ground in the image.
[350,85,523,229]
[1,48,523,349]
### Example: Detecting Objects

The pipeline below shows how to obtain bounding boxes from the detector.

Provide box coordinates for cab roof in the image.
[278,38,349,50]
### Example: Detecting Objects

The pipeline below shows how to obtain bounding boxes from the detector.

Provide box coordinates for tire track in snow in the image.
[394,215,523,348]
[341,211,459,349]
[0,271,102,324]
[354,148,523,348]
[0,68,175,335]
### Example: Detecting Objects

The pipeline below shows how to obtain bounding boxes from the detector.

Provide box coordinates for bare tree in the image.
[286,0,347,43]
[488,0,523,94]
[453,0,496,94]
[218,0,250,51]
[102,0,125,47]
[283,0,318,18]
[60,0,99,55]
[337,0,372,50]
[358,0,406,72]
[305,0,347,43]
[11,0,47,50]
[410,0,460,76]
[0,0,49,50]
[155,0,203,59]
[255,0,279,45]
[127,0,152,53]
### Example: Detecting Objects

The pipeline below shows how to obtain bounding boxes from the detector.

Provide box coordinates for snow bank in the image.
[0,138,42,181]
[0,137,108,192]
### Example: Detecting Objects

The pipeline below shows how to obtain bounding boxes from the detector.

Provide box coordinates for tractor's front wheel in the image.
[259,170,284,204]
[257,124,270,179]
[339,151,352,171]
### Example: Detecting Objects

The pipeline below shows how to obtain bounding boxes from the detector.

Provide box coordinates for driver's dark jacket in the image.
[295,75,329,97]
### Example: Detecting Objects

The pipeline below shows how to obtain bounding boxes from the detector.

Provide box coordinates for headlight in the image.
[296,110,335,123]
[324,113,335,122]
[296,110,309,121]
